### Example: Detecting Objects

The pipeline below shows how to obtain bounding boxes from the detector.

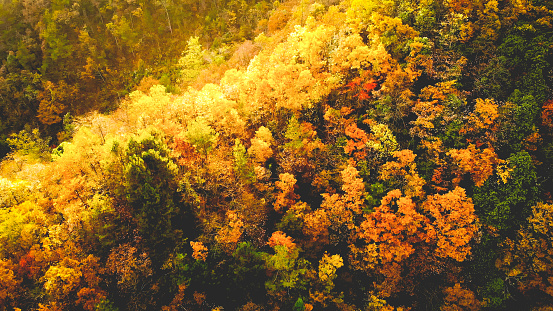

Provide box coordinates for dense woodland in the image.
[1,0,553,310]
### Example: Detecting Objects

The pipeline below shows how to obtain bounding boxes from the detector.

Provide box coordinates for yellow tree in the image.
[248,126,274,164]
[216,210,245,254]
[498,203,553,298]
[379,150,426,198]
[311,253,344,307]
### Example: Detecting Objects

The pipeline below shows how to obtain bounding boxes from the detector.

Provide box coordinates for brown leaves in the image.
[542,99,553,131]
[441,283,481,311]
[106,244,152,293]
[0,259,21,308]
[37,80,77,125]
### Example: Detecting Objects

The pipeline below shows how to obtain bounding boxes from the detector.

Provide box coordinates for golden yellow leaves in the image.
[528,203,553,236]
[318,253,343,283]
[349,243,379,272]
[366,122,399,156]
[216,211,245,253]
[128,84,171,128]
[43,254,105,311]
[248,126,274,164]
[498,203,553,297]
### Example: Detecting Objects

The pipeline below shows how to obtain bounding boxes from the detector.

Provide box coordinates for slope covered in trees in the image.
[1,0,553,310]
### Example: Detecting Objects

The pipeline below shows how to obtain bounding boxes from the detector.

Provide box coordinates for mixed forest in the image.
[1,0,553,310]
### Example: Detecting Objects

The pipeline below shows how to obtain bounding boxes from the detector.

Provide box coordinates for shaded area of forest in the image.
[0,0,275,154]
[1,0,553,310]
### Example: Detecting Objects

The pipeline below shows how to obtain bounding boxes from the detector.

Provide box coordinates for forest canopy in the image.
[1,0,553,310]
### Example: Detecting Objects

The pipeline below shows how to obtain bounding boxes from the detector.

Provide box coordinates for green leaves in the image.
[183,118,218,157]
[473,151,538,231]
[122,129,181,266]
[178,36,205,86]
[7,128,51,161]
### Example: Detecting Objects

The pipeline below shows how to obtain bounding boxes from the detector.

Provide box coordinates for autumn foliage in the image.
[1,0,553,310]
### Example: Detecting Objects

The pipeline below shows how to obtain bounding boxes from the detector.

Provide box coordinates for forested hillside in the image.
[1,0,553,310]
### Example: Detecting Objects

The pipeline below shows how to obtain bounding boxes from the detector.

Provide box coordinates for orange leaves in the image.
[344,123,369,159]
[345,77,377,101]
[541,99,553,130]
[469,98,499,130]
[441,283,481,311]
[353,186,479,291]
[461,98,499,140]
[353,189,428,297]
[304,165,365,247]
[423,187,478,262]
[248,126,274,164]
[447,144,500,187]
[162,283,187,311]
[190,241,208,261]
[419,80,459,102]
[303,207,331,245]
[268,231,296,251]
[274,173,300,213]
[216,211,245,252]
[341,165,366,214]
[411,81,459,138]
[358,189,426,264]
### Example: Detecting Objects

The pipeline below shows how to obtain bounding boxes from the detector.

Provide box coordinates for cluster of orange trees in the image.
[1,0,553,310]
